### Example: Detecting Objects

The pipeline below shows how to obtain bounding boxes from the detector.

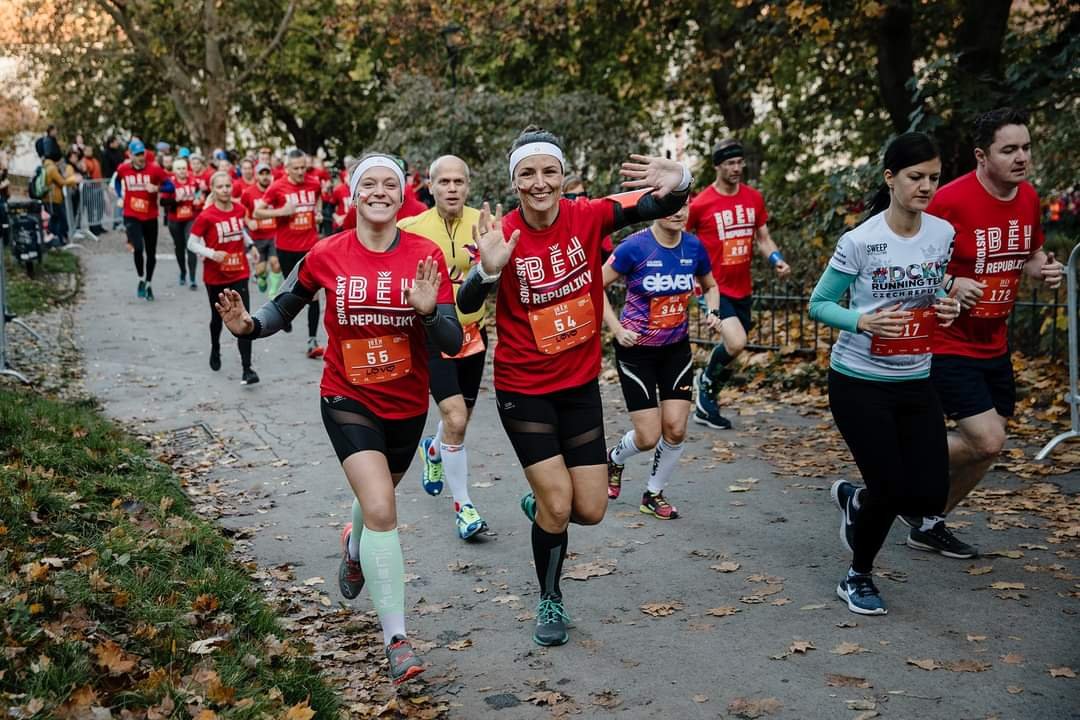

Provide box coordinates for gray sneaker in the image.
[385,635,425,685]
[533,596,569,646]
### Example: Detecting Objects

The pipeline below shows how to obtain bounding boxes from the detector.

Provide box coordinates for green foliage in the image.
[3,249,80,316]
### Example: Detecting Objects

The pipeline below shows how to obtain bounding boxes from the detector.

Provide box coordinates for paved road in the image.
[74,232,1079,719]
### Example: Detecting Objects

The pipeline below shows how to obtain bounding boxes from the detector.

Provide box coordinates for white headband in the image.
[509,142,565,180]
[349,155,406,199]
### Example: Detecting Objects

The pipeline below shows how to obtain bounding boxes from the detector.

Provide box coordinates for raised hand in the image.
[471,202,521,276]
[620,154,687,198]
[406,257,441,316]
[214,288,255,336]
[857,303,913,338]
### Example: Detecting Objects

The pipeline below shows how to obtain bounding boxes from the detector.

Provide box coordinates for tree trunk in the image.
[876,0,916,133]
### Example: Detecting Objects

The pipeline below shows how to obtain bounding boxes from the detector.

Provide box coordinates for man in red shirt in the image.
[686,140,790,429]
[254,149,325,358]
[901,108,1064,559]
[232,158,255,199]
[240,162,282,295]
[116,139,168,300]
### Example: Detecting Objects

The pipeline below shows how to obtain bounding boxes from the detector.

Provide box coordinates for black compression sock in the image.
[532,524,568,600]
[705,345,735,386]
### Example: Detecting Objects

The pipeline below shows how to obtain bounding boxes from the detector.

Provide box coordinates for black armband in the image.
[456,265,497,315]
[610,188,691,232]
[421,303,464,356]
[248,257,316,338]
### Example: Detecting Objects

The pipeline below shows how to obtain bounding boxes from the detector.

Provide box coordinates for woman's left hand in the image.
[406,256,440,316]
[933,296,962,328]
[620,155,687,198]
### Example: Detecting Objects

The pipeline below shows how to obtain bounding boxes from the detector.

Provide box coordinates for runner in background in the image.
[188,171,260,384]
[216,154,462,685]
[602,202,720,518]
[456,126,691,647]
[255,149,325,358]
[808,132,960,615]
[233,157,255,199]
[116,139,167,301]
[399,155,490,540]
[241,162,283,295]
[687,140,790,429]
[161,158,200,289]
[331,161,355,232]
[900,108,1063,558]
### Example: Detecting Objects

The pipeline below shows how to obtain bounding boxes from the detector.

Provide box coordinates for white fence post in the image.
[1037,243,1080,460]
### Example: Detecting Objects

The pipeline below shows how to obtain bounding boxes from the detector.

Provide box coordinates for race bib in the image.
[442,322,485,360]
[177,205,193,219]
[649,293,690,330]
[258,216,276,230]
[288,212,313,231]
[970,275,1018,319]
[129,196,149,213]
[870,308,937,356]
[342,334,412,385]
[722,235,752,265]
[529,295,596,355]
[221,252,245,271]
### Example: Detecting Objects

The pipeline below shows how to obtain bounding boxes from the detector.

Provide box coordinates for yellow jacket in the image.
[44,160,78,204]
[398,206,485,328]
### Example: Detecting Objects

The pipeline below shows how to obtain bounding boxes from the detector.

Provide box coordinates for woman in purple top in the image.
[601,202,721,518]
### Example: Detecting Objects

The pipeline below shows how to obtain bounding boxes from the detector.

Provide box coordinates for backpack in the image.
[29,165,48,200]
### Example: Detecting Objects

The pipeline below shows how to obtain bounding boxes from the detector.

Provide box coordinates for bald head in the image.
[429,155,471,219]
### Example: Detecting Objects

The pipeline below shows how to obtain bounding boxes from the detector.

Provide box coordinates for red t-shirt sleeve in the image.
[190,211,210,240]
[262,184,283,208]
[296,246,319,289]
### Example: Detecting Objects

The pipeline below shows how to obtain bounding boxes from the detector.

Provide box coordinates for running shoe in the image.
[306,338,325,359]
[418,436,444,496]
[179,273,186,286]
[897,515,921,529]
[337,523,365,599]
[830,479,860,554]
[137,280,146,298]
[694,369,719,416]
[385,635,425,685]
[607,448,624,499]
[241,368,260,385]
[283,320,293,333]
[189,281,197,291]
[640,490,679,519]
[692,407,733,430]
[145,284,154,302]
[836,573,887,615]
[906,521,978,559]
[520,492,537,523]
[256,273,268,293]
[533,596,569,646]
[209,349,221,372]
[455,503,487,541]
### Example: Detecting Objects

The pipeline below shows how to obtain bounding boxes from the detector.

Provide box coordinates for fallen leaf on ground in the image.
[989,581,1025,590]
[824,673,870,688]
[188,636,228,655]
[93,640,138,674]
[847,700,876,711]
[907,658,942,671]
[727,697,782,719]
[705,606,740,617]
[966,565,993,576]
[284,701,316,720]
[1006,685,1023,694]
[692,694,708,703]
[711,561,741,573]
[526,691,565,706]
[641,601,683,617]
[1001,653,1024,665]
[447,639,472,651]
[302,577,324,586]
[591,689,621,709]
[789,640,815,654]
[1049,666,1076,678]
[563,561,615,581]
[946,659,992,673]
[831,642,865,655]
[987,549,1024,559]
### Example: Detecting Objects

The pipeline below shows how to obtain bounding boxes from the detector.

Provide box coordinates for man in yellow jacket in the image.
[43,140,81,246]
[398,155,489,541]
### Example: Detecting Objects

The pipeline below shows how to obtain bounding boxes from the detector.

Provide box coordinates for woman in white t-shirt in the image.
[808,132,962,616]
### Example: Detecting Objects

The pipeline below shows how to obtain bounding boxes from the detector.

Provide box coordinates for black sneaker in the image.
[209,349,221,371]
[145,284,154,301]
[692,407,733,430]
[830,480,859,554]
[241,368,260,385]
[533,595,569,646]
[907,521,978,559]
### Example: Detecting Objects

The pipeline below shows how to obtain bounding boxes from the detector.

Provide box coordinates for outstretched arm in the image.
[216,257,316,338]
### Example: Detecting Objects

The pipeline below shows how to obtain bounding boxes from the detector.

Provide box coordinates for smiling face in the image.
[513,154,563,216]
[977,123,1031,187]
[431,157,470,218]
[886,157,942,214]
[354,166,403,225]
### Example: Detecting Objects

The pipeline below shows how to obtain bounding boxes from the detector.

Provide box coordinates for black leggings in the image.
[828,369,948,574]
[168,219,197,280]
[124,217,159,282]
[206,281,253,369]
[277,248,320,338]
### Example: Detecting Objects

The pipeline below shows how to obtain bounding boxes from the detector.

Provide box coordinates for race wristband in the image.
[677,166,693,192]
[768,251,784,267]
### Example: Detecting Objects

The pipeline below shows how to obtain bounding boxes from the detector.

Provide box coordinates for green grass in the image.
[0,388,339,718]
[3,250,80,315]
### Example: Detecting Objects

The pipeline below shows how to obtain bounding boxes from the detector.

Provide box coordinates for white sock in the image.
[347,499,362,560]
[610,430,642,465]
[441,441,471,508]
[428,421,444,462]
[647,438,684,495]
[920,515,944,532]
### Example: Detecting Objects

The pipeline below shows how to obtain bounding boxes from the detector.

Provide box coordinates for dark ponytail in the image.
[864,131,939,218]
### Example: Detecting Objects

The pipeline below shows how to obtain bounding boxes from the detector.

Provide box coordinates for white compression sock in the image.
[440,441,471,508]
[359,526,407,646]
[348,499,363,560]
[920,515,944,532]
[610,430,643,465]
[428,421,444,462]
[647,438,684,495]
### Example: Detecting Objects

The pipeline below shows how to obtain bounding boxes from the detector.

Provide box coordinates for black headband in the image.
[712,143,744,165]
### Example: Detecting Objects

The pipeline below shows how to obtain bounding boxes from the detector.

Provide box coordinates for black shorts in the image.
[320,395,426,474]
[428,328,488,408]
[495,379,606,469]
[931,353,1016,420]
[718,294,754,333]
[613,339,694,412]
[254,238,276,262]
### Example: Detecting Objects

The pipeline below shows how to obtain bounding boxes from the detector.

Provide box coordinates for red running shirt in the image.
[116,162,167,220]
[332,182,352,230]
[297,230,453,418]
[231,177,250,199]
[494,197,614,395]
[930,171,1044,359]
[190,203,251,286]
[164,176,199,223]
[240,184,278,241]
[262,176,322,252]
[686,184,768,299]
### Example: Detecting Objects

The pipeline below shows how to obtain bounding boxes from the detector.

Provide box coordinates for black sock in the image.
[532,524,568,600]
[704,344,735,387]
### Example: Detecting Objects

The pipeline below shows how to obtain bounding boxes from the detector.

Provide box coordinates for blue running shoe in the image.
[693,370,732,429]
[418,436,444,496]
[520,492,537,523]
[137,280,146,298]
[533,596,569,646]
[830,479,860,554]
[837,573,887,615]
[455,503,487,540]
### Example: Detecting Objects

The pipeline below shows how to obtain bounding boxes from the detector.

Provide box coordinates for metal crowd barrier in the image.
[1036,243,1080,460]
[63,178,118,244]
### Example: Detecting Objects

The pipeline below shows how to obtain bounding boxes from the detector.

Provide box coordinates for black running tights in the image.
[206,280,253,369]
